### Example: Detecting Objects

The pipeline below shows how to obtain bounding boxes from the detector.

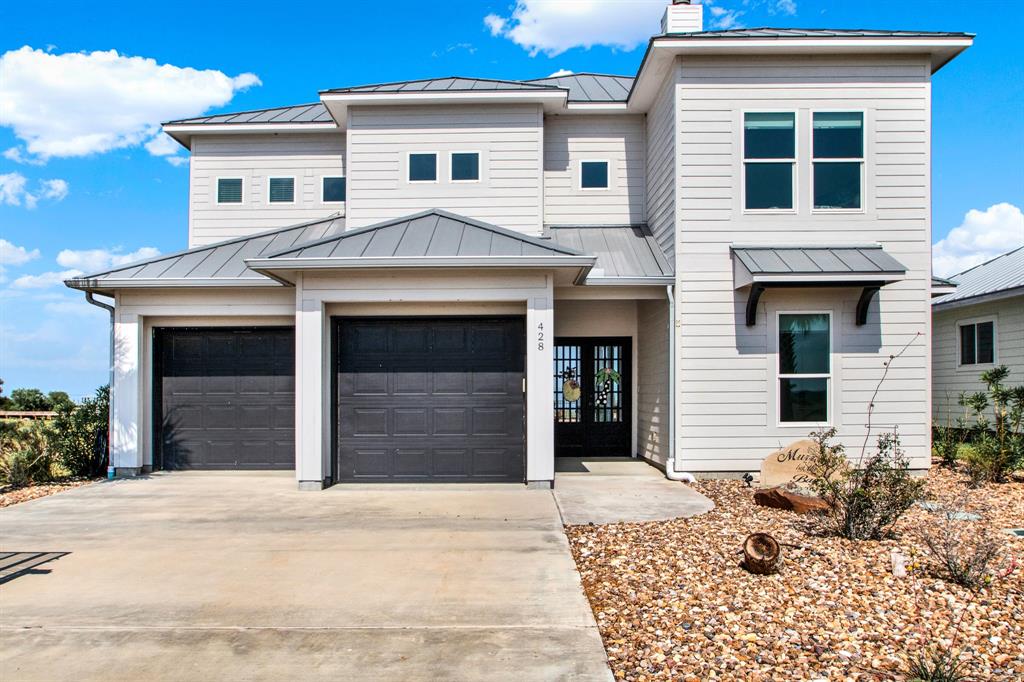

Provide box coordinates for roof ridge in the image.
[524,72,635,81]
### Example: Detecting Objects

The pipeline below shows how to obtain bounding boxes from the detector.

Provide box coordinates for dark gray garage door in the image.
[335,317,525,483]
[155,327,295,470]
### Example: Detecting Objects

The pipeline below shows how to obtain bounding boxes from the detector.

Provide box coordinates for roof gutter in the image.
[84,292,116,480]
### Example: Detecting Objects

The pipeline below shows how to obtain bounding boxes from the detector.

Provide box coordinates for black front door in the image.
[553,337,631,457]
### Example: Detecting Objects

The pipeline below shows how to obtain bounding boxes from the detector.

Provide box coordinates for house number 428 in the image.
[536,322,544,351]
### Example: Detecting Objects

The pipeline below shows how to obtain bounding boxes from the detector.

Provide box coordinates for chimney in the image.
[661,0,704,34]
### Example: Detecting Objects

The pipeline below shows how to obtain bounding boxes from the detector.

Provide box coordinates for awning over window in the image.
[730,245,907,326]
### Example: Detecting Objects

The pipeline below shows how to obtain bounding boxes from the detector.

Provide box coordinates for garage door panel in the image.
[157,328,295,471]
[336,318,524,483]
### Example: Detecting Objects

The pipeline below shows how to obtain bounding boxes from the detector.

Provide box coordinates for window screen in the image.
[451,153,479,181]
[217,178,243,204]
[268,177,294,203]
[322,177,346,202]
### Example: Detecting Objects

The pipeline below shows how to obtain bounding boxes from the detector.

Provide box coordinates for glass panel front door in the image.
[554,337,631,457]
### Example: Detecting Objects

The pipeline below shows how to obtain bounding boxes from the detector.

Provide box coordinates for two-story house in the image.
[67,1,972,489]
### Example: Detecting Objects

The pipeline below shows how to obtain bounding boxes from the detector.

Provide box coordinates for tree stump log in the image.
[742,532,781,575]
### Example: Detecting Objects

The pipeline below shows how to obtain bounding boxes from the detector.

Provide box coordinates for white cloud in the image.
[705,3,745,29]
[0,46,260,162]
[774,0,797,15]
[3,146,44,165]
[933,203,1024,277]
[56,246,160,273]
[11,269,83,289]
[484,0,667,57]
[548,69,574,77]
[165,156,190,167]
[0,171,69,208]
[143,133,180,157]
[0,239,40,266]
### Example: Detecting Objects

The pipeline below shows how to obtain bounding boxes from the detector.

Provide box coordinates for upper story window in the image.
[744,112,795,211]
[778,312,831,424]
[959,319,996,366]
[450,152,480,182]
[813,112,864,210]
[322,176,346,203]
[580,160,609,190]
[268,177,295,203]
[409,153,438,182]
[216,178,243,204]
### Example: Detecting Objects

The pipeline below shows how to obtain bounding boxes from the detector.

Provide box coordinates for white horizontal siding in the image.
[637,299,669,465]
[189,134,346,247]
[542,114,645,226]
[932,295,1024,424]
[345,104,543,233]
[673,55,934,472]
[646,75,677,263]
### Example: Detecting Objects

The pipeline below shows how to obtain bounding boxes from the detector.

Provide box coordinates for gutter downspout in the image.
[84,291,116,480]
[663,284,696,483]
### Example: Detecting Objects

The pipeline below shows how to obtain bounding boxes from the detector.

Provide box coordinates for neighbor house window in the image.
[322,176,346,203]
[959,319,995,366]
[744,112,795,210]
[216,178,243,204]
[409,153,437,182]
[580,160,609,189]
[778,313,830,423]
[268,177,295,203]
[813,112,863,209]
[450,152,480,182]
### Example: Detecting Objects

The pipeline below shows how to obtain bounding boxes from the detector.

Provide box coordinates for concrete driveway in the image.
[0,474,611,681]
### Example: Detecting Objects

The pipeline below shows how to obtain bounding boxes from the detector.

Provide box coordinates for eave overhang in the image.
[162,122,338,150]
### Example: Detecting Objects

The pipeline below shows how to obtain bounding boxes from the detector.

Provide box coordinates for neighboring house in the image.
[65,1,973,488]
[932,247,1024,425]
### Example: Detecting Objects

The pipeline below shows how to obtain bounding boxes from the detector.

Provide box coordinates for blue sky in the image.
[1,0,1022,397]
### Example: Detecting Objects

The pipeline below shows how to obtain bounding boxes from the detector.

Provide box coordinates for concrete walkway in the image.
[554,458,714,525]
[0,474,611,682]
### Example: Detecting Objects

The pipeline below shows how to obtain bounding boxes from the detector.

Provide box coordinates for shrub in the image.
[8,388,51,411]
[802,427,925,541]
[957,366,1024,484]
[919,496,1003,588]
[0,418,55,487]
[908,648,969,682]
[48,385,109,478]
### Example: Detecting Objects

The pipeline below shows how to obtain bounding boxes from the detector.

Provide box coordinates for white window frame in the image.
[449,151,481,183]
[776,310,833,427]
[320,175,346,204]
[742,110,797,214]
[956,315,998,369]
[215,176,244,205]
[267,176,297,205]
[407,151,439,184]
[810,109,866,214]
[579,159,610,191]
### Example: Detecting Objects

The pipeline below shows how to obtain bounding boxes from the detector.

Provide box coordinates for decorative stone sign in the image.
[759,439,820,487]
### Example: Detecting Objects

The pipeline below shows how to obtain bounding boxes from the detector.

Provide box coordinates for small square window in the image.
[268,177,295,203]
[581,161,608,189]
[322,177,346,203]
[451,152,480,182]
[409,153,437,182]
[217,178,243,204]
[745,163,794,210]
[959,320,995,365]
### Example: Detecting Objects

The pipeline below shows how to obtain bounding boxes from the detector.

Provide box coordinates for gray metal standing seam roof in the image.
[933,246,1024,307]
[263,209,581,260]
[524,74,634,102]
[661,28,974,39]
[321,77,562,94]
[731,245,907,277]
[546,226,673,279]
[65,215,346,290]
[164,103,333,126]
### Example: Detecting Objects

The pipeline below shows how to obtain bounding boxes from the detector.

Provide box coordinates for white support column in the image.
[111,310,143,474]
[296,288,326,489]
[526,283,555,486]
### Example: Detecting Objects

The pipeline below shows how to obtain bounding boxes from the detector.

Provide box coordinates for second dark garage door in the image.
[335,317,525,482]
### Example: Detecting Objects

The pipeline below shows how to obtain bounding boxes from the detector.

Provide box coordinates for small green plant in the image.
[957,366,1024,484]
[48,385,109,478]
[803,427,925,540]
[908,648,969,682]
[932,394,967,468]
[919,495,1003,589]
[0,418,55,487]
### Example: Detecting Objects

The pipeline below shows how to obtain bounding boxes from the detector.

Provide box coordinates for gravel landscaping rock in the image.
[566,467,1023,680]
[0,479,96,508]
